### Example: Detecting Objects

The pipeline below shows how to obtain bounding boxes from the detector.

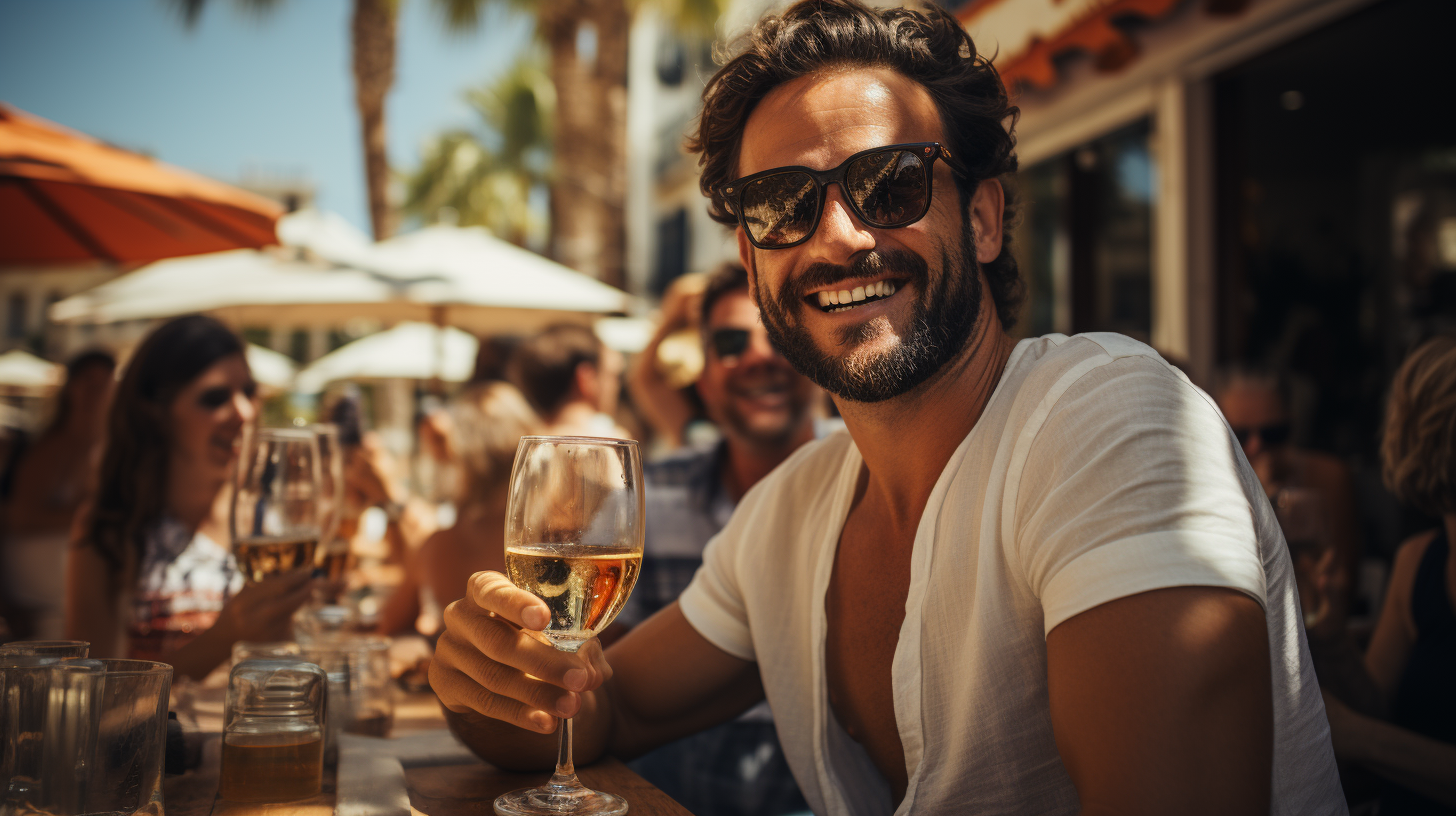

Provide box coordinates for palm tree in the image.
[169,0,488,242]
[403,56,554,248]
[457,0,721,289]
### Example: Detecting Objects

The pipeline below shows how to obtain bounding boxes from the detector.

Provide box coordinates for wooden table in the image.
[165,690,693,816]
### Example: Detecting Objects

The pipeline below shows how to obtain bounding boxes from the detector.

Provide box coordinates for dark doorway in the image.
[1214,0,1456,463]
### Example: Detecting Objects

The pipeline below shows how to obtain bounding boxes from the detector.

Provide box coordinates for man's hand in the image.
[431,571,612,735]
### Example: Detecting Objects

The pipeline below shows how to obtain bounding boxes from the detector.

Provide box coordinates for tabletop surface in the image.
[165,687,693,816]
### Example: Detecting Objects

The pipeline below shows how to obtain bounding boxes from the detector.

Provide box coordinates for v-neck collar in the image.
[807,341,1034,816]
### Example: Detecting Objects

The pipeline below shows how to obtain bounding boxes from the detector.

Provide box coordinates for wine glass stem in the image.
[546,716,581,791]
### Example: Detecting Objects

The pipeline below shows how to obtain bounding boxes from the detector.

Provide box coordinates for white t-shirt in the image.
[678,333,1345,816]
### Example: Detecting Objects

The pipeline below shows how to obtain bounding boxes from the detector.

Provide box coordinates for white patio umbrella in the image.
[359,224,634,334]
[293,322,477,393]
[48,248,403,326]
[0,350,62,390]
[50,222,633,334]
[245,343,297,390]
[274,208,372,265]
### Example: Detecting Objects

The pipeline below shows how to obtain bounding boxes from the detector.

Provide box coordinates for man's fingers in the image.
[582,639,613,687]
[443,598,594,693]
[468,571,550,631]
[432,661,558,734]
[435,632,583,725]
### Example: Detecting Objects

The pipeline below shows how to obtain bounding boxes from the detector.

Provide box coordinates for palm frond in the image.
[628,0,727,37]
[403,52,554,246]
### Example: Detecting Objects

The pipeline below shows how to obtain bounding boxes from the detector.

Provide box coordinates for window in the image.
[1014,119,1155,342]
[652,208,690,296]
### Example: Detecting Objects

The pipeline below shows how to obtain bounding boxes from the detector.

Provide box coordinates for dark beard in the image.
[753,214,981,404]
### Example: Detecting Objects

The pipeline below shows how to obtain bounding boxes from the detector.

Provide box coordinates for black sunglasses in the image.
[716,142,968,250]
[709,328,750,362]
[1232,423,1291,447]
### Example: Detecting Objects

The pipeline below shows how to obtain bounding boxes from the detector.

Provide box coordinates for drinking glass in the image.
[494,436,644,816]
[1,643,88,810]
[221,659,327,803]
[311,424,350,590]
[40,659,172,816]
[232,427,323,583]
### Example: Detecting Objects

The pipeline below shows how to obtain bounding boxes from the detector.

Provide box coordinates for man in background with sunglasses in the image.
[431,2,1345,813]
[1216,368,1361,641]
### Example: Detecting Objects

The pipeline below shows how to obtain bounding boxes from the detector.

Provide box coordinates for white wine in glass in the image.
[231,428,323,584]
[494,436,644,816]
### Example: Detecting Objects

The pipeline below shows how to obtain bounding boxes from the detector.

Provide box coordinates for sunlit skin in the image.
[429,66,1273,816]
[695,289,818,498]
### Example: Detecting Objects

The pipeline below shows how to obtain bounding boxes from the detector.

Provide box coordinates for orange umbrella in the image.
[0,103,282,265]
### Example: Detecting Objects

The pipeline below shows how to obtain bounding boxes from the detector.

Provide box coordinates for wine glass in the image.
[231,427,323,583]
[310,424,350,591]
[494,436,644,816]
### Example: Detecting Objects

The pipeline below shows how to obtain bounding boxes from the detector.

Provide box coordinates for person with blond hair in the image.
[419,382,543,607]
[1323,334,1456,814]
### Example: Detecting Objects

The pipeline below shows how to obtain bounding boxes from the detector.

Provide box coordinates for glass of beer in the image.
[232,428,323,583]
[493,436,644,816]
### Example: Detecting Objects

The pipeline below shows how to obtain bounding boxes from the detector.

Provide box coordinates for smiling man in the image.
[430,2,1346,814]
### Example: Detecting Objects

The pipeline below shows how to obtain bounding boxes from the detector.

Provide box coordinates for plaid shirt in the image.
[619,441,736,628]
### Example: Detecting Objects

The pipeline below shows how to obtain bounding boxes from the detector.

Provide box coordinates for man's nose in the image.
[805,184,875,263]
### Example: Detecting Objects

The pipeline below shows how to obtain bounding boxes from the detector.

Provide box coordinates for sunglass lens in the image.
[711,329,750,359]
[847,148,928,227]
[743,172,817,247]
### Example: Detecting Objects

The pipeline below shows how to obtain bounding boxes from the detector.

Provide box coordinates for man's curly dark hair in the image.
[688,0,1024,330]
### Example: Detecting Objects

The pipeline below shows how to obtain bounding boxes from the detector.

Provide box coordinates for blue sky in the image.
[0,0,535,235]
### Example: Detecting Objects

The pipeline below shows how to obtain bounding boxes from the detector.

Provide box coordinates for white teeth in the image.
[874,281,886,296]
[817,291,833,308]
[852,286,866,302]
[838,289,851,303]
[887,281,896,295]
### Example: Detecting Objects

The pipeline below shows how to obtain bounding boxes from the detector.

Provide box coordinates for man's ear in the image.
[736,229,760,307]
[969,178,1005,264]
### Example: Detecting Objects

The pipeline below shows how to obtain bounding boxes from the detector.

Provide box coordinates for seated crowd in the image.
[0,5,1452,814]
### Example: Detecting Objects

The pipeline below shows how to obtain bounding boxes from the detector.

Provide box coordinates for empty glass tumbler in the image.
[39,659,172,816]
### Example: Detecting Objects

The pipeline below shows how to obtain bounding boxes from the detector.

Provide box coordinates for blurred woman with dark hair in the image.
[1323,333,1456,813]
[65,315,318,680]
[2,350,115,639]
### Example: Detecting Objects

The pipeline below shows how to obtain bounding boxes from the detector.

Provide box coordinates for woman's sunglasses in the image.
[716,142,968,250]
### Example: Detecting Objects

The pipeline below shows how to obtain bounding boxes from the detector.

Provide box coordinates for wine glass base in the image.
[493,784,628,815]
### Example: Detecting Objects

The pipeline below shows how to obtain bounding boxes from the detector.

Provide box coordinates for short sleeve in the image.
[677,525,756,661]
[1012,353,1267,635]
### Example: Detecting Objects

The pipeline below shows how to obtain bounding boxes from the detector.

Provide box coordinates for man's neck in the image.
[836,296,1016,522]
[721,422,816,501]
[547,401,602,435]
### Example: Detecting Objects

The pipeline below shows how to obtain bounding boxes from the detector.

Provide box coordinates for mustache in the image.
[781,249,929,304]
